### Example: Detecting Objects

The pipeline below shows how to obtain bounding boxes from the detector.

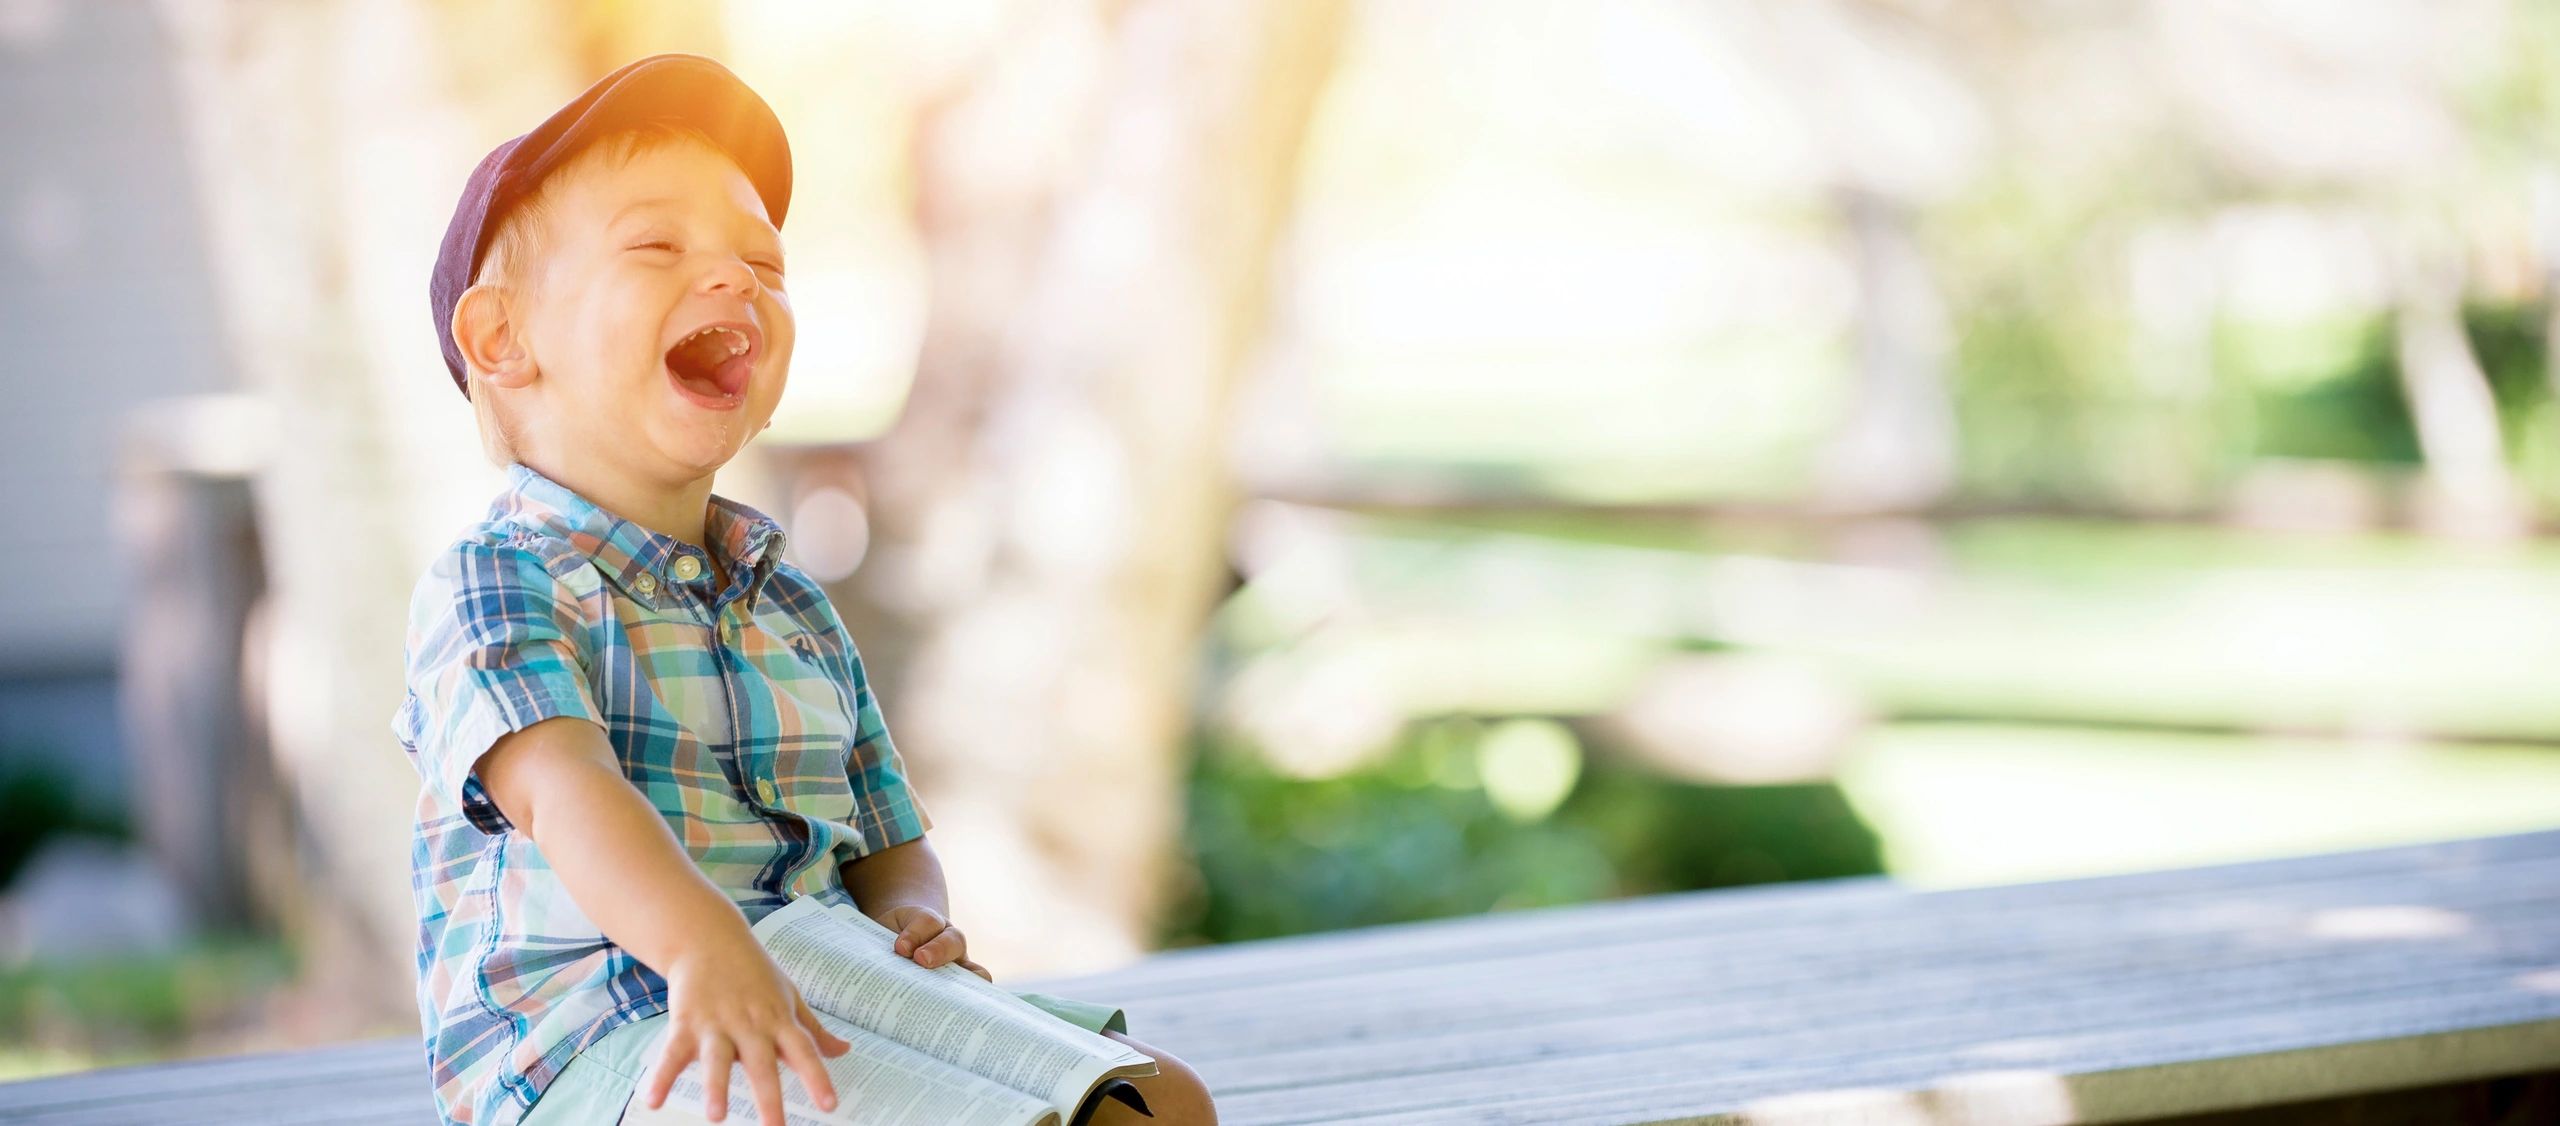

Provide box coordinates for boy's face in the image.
[505,137,794,480]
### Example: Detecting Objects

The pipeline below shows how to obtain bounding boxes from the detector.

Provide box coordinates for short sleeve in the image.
[394,537,606,835]
[806,595,931,854]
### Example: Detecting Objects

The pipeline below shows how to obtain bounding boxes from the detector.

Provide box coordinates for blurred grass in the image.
[1839,722,2560,888]
[0,936,293,1079]
[1240,511,2560,740]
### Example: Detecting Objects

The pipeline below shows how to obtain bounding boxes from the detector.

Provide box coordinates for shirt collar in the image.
[492,461,790,611]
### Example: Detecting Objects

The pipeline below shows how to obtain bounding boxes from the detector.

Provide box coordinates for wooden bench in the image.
[4,830,2556,1124]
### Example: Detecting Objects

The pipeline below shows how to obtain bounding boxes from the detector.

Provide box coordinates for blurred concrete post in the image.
[114,393,294,932]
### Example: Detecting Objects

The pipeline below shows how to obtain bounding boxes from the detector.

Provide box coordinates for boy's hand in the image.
[877,904,995,982]
[642,932,852,1125]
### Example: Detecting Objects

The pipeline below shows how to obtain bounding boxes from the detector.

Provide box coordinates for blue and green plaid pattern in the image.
[391,460,931,1126]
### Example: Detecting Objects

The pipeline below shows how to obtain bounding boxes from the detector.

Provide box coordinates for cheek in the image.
[557,291,652,382]
[763,300,796,370]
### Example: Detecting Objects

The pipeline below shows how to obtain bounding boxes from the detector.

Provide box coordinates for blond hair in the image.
[463,119,737,467]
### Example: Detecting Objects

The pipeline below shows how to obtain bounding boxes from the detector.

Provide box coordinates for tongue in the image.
[670,366,727,398]
[665,333,742,397]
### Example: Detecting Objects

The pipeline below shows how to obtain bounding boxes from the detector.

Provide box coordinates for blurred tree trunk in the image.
[827,0,1346,975]
[155,0,724,1031]
[1818,188,1959,513]
[2391,232,2525,537]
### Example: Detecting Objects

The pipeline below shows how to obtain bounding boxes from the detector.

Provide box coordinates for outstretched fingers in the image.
[738,1037,784,1126]
[701,1035,737,1122]
[799,995,852,1055]
[778,1019,840,1114]
[643,1030,699,1111]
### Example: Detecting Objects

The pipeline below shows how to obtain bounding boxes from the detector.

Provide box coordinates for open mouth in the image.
[663,321,759,407]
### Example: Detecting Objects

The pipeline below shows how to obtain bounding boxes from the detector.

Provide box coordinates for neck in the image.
[522,453,716,549]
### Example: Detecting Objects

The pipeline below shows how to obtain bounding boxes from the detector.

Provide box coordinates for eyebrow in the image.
[610,197,682,225]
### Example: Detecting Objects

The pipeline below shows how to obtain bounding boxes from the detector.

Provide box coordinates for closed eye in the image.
[629,240,782,280]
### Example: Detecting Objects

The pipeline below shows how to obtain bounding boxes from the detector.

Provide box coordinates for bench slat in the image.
[1108,863,2560,1055]
[1052,831,2560,1002]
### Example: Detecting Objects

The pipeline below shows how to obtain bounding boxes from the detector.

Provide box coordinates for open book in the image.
[620,896,1159,1126]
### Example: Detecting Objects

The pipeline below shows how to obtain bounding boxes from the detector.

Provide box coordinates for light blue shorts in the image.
[521,991,1127,1124]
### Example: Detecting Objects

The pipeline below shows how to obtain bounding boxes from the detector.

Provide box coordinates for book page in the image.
[753,897,1155,1115]
[616,1011,1058,1126]
[817,901,1157,1075]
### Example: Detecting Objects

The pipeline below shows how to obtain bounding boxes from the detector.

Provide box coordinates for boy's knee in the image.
[1100,1030,1217,1126]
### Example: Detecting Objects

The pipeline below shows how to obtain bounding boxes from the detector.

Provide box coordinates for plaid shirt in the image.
[392,460,932,1126]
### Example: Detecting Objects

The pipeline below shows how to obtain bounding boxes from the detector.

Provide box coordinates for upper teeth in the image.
[684,325,749,355]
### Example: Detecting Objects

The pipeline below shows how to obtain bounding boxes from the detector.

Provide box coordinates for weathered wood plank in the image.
[0,1040,426,1124]
[1088,856,2560,1076]
[1212,976,2560,1123]
[1173,912,2560,1100]
[1113,865,2560,1056]
[1,830,2552,1125]
[1063,831,2560,1003]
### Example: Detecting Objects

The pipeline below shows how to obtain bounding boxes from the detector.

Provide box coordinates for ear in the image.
[452,283,537,391]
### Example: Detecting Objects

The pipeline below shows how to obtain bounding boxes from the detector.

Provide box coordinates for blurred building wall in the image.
[0,0,237,799]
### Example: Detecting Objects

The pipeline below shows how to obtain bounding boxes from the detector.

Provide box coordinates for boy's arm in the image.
[838,835,946,917]
[477,716,848,1124]
[481,715,747,972]
[839,836,991,980]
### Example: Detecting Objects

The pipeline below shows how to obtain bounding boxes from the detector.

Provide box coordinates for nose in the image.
[701,255,759,300]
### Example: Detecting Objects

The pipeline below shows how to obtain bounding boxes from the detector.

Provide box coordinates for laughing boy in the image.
[394,53,1214,1126]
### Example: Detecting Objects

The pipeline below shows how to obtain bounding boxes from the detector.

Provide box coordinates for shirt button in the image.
[754,777,778,804]
[632,571,658,595]
[672,554,704,582]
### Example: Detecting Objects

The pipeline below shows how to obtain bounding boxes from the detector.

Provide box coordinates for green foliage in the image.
[1951,298,2552,502]
[1563,759,1884,895]
[1161,720,1885,947]
[1929,209,2267,509]
[0,752,128,891]
[0,937,292,1061]
[2220,315,2423,465]
[2470,301,2551,431]
[2214,301,2547,476]
[0,752,269,1074]
[2467,302,2560,509]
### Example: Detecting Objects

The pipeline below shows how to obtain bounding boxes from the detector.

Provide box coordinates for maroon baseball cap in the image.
[430,52,792,400]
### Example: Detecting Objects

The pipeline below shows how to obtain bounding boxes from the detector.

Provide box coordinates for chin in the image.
[648,417,755,477]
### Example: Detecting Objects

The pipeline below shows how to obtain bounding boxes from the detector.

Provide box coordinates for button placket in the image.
[697,566,762,812]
